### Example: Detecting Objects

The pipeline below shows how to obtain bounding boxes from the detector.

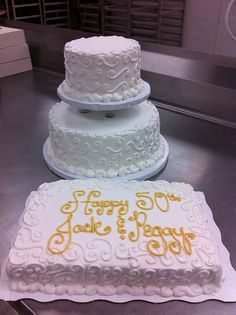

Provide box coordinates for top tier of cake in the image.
[60,36,145,103]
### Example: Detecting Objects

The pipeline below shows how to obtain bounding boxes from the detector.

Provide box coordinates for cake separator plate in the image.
[43,135,169,181]
[57,81,150,111]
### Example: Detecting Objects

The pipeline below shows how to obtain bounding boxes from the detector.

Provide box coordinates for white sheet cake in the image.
[5,179,223,297]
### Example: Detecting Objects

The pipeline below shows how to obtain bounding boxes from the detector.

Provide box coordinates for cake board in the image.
[57,81,151,111]
[43,135,169,181]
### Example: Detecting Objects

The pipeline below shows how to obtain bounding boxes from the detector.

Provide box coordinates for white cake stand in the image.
[57,81,151,111]
[43,136,169,181]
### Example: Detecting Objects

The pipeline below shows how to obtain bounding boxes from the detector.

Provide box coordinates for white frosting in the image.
[6,180,223,297]
[62,36,144,102]
[47,100,163,178]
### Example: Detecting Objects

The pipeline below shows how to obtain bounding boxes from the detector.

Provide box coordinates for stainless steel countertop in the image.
[1,70,236,314]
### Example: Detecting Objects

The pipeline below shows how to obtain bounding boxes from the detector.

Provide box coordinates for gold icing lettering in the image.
[81,190,126,216]
[180,227,195,255]
[136,191,181,213]
[147,225,168,256]
[47,189,112,255]
[81,190,101,215]
[136,192,154,210]
[73,216,112,236]
[128,209,195,256]
[47,188,194,258]
[154,192,169,212]
[167,193,181,202]
[162,227,182,254]
[47,213,73,255]
[116,201,129,240]
[145,225,195,256]
[60,190,86,214]
[128,211,147,242]
[47,190,86,254]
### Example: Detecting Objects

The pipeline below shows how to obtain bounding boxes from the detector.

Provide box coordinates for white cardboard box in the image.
[0,58,32,78]
[0,26,32,77]
[0,44,31,64]
[0,26,26,49]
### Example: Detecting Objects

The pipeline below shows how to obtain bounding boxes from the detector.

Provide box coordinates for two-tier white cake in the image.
[44,36,168,180]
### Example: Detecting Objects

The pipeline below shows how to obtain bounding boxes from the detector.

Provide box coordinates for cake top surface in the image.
[8,179,219,271]
[65,36,139,55]
[49,100,158,135]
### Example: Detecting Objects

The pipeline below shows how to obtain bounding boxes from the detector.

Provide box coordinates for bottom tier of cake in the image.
[46,100,165,178]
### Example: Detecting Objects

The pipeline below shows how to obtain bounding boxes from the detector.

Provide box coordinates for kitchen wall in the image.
[182,0,236,58]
